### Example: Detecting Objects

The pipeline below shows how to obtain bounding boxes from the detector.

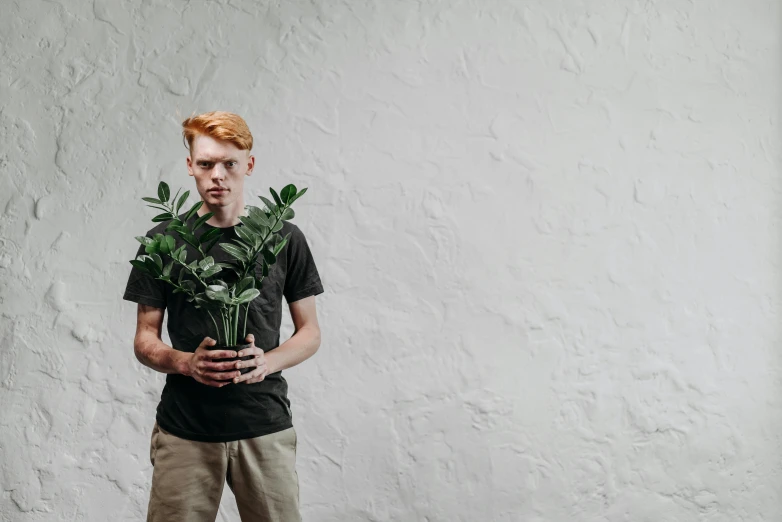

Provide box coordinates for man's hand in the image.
[184,337,241,387]
[233,333,269,384]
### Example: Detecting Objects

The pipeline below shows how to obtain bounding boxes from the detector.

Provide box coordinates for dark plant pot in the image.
[209,339,256,375]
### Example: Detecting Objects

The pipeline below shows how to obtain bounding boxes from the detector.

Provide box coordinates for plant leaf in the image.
[236,288,260,304]
[152,212,174,223]
[248,206,270,227]
[145,241,160,255]
[201,265,222,278]
[262,248,276,264]
[135,235,154,246]
[272,220,283,233]
[272,233,290,256]
[219,243,248,262]
[198,256,215,271]
[163,261,174,277]
[184,200,204,222]
[258,195,275,212]
[199,227,221,243]
[193,212,213,232]
[179,232,200,250]
[142,197,163,205]
[280,184,297,204]
[130,259,151,274]
[235,276,255,295]
[202,235,221,254]
[235,224,256,245]
[287,186,307,205]
[281,207,294,221]
[176,190,190,214]
[269,187,283,207]
[158,181,170,202]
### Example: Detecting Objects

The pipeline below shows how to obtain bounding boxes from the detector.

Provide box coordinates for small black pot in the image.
[208,339,257,375]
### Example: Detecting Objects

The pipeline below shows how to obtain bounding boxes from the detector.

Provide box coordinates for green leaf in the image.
[144,242,160,255]
[262,259,269,277]
[281,207,294,221]
[164,221,181,233]
[238,216,264,236]
[130,259,151,274]
[158,181,170,202]
[269,187,283,207]
[201,265,222,278]
[248,206,271,227]
[280,184,297,204]
[272,233,290,256]
[179,232,200,250]
[184,200,204,222]
[220,243,249,262]
[202,235,221,254]
[142,197,163,205]
[199,227,221,243]
[144,257,161,276]
[163,261,174,277]
[193,212,213,232]
[158,235,176,255]
[236,276,255,295]
[271,220,283,233]
[135,235,154,246]
[262,248,276,264]
[287,186,307,205]
[235,224,256,245]
[205,285,232,304]
[198,256,215,271]
[152,212,174,223]
[258,195,275,212]
[159,238,171,255]
[176,190,190,214]
[150,253,163,271]
[236,288,260,304]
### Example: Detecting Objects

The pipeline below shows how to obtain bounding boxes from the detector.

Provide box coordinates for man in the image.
[123,111,324,522]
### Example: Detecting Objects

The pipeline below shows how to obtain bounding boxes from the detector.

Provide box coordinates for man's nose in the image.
[211,165,227,180]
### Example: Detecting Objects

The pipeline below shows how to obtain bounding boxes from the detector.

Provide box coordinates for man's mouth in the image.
[210,188,228,193]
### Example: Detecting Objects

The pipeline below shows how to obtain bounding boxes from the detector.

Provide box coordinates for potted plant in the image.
[129,181,308,375]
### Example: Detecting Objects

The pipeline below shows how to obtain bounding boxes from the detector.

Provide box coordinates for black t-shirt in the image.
[122,211,324,442]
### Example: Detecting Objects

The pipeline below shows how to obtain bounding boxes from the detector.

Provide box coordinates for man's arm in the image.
[265,295,322,374]
[133,303,190,375]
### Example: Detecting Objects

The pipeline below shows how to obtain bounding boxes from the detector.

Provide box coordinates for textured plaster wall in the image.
[1,1,781,521]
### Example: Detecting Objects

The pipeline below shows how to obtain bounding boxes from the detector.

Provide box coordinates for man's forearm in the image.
[265,326,321,374]
[135,334,191,375]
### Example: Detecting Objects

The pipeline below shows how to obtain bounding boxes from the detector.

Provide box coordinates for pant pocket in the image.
[149,421,160,466]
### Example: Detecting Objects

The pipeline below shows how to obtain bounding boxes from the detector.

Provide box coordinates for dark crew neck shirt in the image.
[122,211,324,442]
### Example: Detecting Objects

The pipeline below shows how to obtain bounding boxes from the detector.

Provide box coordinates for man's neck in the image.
[197,200,247,228]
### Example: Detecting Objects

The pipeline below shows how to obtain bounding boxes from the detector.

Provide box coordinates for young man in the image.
[122,111,323,522]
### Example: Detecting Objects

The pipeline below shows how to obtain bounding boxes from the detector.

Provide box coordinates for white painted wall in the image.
[1,1,780,520]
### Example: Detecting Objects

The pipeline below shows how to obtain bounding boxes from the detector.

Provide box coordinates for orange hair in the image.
[181,111,253,154]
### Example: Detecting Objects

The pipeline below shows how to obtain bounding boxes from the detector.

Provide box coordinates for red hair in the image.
[181,111,253,154]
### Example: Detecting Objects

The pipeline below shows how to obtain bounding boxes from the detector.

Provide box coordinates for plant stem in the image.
[206,309,221,345]
[243,303,249,339]
[233,303,240,344]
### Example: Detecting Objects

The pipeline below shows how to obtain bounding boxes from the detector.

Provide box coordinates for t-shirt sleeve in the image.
[283,224,324,303]
[123,240,167,309]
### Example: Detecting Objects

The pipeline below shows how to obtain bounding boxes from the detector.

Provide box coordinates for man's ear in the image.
[246,153,254,176]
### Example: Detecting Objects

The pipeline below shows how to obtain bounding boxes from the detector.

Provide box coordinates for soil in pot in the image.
[208,339,257,375]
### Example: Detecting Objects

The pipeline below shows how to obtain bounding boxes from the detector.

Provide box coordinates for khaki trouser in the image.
[146,420,302,522]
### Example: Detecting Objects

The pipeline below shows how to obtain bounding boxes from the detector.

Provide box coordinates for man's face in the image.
[186,134,254,211]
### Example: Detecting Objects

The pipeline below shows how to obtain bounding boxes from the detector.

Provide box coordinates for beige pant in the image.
[146,421,302,522]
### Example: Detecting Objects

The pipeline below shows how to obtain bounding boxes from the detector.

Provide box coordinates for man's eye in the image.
[226,162,236,167]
